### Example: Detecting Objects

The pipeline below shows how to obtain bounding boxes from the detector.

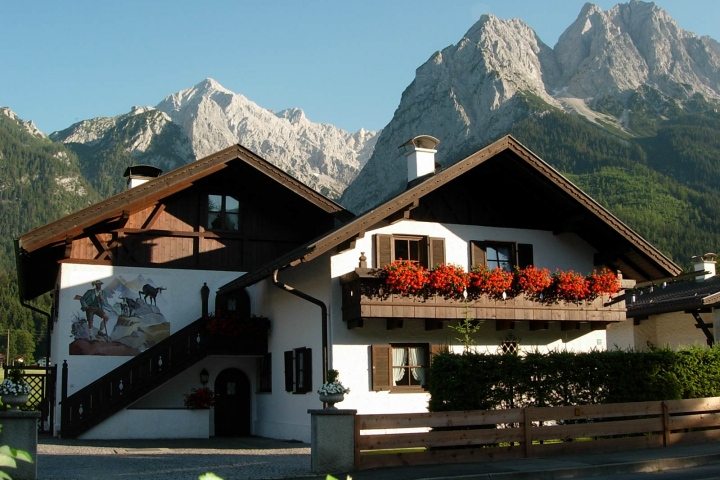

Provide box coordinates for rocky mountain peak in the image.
[340,1,720,214]
[1,107,47,139]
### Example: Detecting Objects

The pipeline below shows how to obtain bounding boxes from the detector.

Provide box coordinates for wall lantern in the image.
[200,368,210,386]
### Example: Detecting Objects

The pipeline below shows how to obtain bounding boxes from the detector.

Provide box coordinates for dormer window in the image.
[207,194,240,231]
[374,234,445,268]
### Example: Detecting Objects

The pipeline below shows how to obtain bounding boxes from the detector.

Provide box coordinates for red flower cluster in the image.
[427,264,468,298]
[551,270,590,302]
[183,387,215,410]
[469,266,513,299]
[588,268,621,296]
[513,266,552,298]
[205,311,270,337]
[378,260,621,304]
[382,260,426,295]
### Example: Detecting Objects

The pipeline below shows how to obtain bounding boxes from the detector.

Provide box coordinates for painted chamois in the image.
[119,296,143,316]
[139,284,166,306]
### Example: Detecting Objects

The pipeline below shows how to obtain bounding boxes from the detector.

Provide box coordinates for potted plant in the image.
[0,369,31,410]
[183,387,215,410]
[317,369,350,409]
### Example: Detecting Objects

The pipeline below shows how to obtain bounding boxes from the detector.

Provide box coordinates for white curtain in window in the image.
[409,347,425,384]
[392,348,407,384]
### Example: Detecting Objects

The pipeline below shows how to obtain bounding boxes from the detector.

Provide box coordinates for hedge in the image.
[428,346,720,412]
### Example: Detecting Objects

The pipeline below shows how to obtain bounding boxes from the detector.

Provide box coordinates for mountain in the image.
[341,1,720,214]
[54,79,379,200]
[0,108,101,363]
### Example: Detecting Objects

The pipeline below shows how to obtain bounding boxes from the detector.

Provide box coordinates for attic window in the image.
[207,194,239,231]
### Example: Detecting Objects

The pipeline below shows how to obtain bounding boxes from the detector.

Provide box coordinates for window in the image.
[372,344,442,392]
[207,194,240,231]
[374,234,445,268]
[470,241,533,271]
[284,347,312,394]
[257,353,272,393]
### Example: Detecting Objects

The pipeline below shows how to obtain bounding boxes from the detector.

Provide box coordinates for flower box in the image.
[340,268,625,327]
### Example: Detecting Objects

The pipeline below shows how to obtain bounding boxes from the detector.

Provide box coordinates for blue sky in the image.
[2,1,718,135]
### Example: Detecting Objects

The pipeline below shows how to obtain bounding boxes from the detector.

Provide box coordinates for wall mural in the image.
[69,275,170,356]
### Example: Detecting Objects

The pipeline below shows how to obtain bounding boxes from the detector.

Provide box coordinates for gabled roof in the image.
[16,144,352,301]
[218,135,681,295]
[17,144,351,255]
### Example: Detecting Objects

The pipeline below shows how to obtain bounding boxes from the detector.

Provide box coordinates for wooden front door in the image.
[214,368,251,436]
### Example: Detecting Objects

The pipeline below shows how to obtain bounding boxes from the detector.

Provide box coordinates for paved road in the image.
[37,436,312,480]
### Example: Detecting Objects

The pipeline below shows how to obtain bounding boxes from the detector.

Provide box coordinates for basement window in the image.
[207,194,240,231]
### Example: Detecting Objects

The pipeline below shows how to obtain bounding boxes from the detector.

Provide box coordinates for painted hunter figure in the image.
[78,280,110,340]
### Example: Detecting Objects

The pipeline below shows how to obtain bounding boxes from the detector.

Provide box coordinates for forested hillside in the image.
[508,101,720,269]
[0,113,101,363]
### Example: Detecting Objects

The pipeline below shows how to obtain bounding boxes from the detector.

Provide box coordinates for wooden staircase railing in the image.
[59,316,267,438]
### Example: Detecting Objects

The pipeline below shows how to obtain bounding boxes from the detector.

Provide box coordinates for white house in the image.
[15,135,681,442]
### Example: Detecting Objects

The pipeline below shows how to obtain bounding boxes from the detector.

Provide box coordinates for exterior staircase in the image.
[60,315,269,438]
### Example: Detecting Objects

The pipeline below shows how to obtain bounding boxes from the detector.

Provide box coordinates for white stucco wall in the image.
[253,256,333,443]
[53,264,243,436]
[322,220,610,416]
[607,311,712,352]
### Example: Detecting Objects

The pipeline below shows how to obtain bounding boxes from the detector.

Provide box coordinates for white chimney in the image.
[399,135,440,183]
[123,165,163,190]
[692,253,717,282]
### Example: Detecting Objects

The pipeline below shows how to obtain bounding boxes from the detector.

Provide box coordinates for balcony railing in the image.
[60,315,269,438]
[340,269,625,329]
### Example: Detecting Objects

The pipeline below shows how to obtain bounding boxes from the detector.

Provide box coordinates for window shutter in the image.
[302,348,312,393]
[430,344,446,362]
[517,243,534,269]
[284,350,294,392]
[371,345,392,391]
[470,241,487,268]
[375,234,393,267]
[429,238,445,267]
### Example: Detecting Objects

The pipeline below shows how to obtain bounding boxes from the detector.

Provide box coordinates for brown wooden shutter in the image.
[429,238,445,267]
[517,243,534,269]
[430,344,446,362]
[284,350,294,392]
[470,241,487,268]
[371,345,392,391]
[375,234,393,267]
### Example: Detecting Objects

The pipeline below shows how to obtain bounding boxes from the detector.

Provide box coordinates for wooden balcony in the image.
[340,269,625,330]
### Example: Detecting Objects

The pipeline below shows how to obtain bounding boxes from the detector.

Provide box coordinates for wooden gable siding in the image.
[63,162,338,272]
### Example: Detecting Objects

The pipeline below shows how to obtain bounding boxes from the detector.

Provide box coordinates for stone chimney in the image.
[692,253,717,282]
[399,135,440,183]
[123,165,163,190]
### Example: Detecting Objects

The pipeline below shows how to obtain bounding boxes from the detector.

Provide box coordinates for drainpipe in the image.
[272,269,328,385]
[14,239,52,365]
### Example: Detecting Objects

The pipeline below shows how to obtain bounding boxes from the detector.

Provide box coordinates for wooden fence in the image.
[354,397,720,470]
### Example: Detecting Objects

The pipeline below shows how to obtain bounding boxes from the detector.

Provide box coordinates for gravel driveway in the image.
[37,436,312,480]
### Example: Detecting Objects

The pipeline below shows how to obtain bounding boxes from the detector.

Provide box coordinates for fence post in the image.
[523,407,532,458]
[308,408,357,475]
[662,401,670,447]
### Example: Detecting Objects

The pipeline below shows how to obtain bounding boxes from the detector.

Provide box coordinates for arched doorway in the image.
[214,368,251,436]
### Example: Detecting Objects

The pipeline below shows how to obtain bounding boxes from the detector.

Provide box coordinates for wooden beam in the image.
[90,234,113,261]
[141,203,166,230]
[495,320,514,331]
[63,235,73,259]
[591,322,609,331]
[689,310,714,346]
[529,321,549,331]
[118,210,130,228]
[386,318,403,330]
[425,319,444,331]
[347,318,364,330]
